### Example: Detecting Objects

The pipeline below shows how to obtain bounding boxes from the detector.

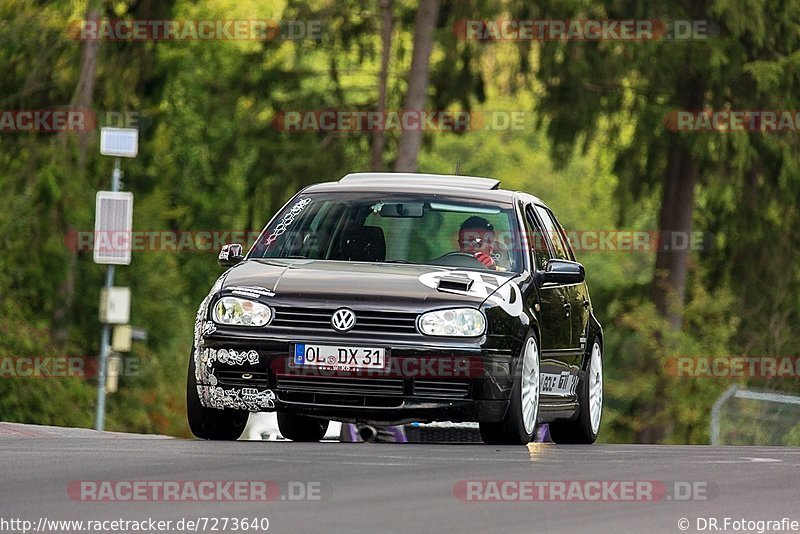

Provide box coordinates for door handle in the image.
[582,299,590,309]
[563,302,571,316]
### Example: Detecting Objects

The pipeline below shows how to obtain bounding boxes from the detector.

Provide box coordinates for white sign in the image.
[94,191,134,265]
[100,127,138,157]
[100,287,131,324]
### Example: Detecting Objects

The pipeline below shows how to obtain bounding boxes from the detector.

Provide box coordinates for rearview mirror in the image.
[539,259,585,285]
[379,202,424,217]
[218,243,244,267]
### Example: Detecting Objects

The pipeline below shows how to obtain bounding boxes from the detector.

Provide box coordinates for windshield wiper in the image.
[383,259,413,264]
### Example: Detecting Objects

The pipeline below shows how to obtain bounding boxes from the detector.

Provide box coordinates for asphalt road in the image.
[1,422,799,534]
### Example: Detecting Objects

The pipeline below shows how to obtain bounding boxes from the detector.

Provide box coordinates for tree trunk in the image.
[649,137,698,328]
[649,77,705,329]
[393,0,439,172]
[370,0,393,171]
[71,7,101,168]
[639,76,704,443]
[52,6,101,346]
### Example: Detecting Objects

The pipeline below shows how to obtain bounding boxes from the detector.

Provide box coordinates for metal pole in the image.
[710,384,738,446]
[94,158,122,431]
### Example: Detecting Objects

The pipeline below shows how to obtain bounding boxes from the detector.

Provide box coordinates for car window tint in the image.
[534,205,570,261]
[254,193,524,272]
[525,206,551,271]
[365,209,513,264]
[547,208,576,260]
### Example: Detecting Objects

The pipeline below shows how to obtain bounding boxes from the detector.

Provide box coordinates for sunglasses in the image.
[460,237,494,247]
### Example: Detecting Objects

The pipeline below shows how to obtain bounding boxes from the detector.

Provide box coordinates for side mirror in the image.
[539,259,585,285]
[218,243,244,267]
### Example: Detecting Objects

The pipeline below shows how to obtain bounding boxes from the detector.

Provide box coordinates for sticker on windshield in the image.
[263,197,312,248]
[418,270,523,316]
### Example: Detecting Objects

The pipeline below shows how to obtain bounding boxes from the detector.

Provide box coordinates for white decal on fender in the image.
[418,270,523,316]
[193,275,225,383]
[228,286,276,298]
[198,385,276,411]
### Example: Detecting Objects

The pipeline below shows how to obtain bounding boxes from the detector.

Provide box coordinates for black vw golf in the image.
[187,173,603,445]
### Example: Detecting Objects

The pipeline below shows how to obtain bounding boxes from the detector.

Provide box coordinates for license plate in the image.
[293,344,387,370]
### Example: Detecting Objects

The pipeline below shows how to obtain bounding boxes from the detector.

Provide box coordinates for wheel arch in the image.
[582,313,603,372]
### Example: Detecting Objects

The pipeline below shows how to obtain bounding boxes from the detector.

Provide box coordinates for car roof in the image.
[301,172,548,207]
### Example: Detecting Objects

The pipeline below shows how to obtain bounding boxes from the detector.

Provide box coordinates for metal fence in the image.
[711,386,800,446]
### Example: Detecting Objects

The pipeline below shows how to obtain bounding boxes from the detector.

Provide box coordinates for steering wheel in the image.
[440,251,480,260]
[433,251,487,268]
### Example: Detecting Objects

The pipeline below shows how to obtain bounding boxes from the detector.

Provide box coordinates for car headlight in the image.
[418,308,486,337]
[212,297,272,327]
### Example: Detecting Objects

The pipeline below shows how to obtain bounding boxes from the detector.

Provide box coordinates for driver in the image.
[459,216,500,270]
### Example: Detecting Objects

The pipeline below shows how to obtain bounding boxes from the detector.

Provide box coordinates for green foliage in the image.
[599,279,739,443]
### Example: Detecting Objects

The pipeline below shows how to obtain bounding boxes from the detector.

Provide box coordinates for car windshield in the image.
[249,192,525,272]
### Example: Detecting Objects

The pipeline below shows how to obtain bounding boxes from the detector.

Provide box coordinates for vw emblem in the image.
[331,308,356,332]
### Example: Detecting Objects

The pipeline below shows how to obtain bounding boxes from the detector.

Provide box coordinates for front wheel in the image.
[480,334,540,445]
[550,338,603,444]
[187,350,249,440]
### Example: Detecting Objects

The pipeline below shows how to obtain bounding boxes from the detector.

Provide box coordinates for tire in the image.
[187,350,249,440]
[277,412,329,442]
[550,337,603,444]
[479,334,540,445]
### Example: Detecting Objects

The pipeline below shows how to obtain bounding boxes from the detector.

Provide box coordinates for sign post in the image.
[94,127,138,431]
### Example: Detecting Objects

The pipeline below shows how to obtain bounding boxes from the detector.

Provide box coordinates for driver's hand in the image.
[473,251,496,269]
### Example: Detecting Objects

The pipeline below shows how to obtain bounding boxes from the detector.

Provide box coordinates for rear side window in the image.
[525,206,551,271]
[534,205,573,261]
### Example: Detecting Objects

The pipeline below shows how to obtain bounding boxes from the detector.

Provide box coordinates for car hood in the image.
[220,259,523,312]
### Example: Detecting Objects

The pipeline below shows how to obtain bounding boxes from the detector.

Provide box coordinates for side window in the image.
[546,208,576,261]
[534,206,571,261]
[525,206,551,271]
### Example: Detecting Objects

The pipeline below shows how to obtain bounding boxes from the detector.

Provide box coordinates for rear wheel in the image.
[277,412,329,442]
[480,334,540,445]
[550,338,602,444]
[187,350,248,440]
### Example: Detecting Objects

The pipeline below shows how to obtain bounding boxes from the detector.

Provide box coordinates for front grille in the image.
[413,379,470,398]
[276,375,405,396]
[216,370,269,388]
[271,306,419,336]
[278,391,403,408]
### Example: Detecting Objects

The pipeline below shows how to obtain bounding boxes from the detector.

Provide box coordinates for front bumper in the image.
[194,329,516,425]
